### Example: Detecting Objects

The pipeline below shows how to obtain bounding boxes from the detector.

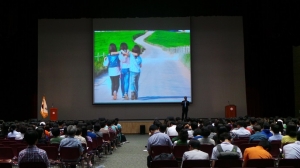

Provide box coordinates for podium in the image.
[50,108,58,121]
[225,105,236,118]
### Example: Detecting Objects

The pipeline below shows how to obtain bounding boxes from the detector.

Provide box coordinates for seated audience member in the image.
[171,124,184,143]
[242,140,272,167]
[167,121,178,137]
[15,124,27,140]
[249,125,267,142]
[82,126,93,143]
[211,132,243,167]
[36,127,48,144]
[159,124,167,133]
[231,120,251,138]
[60,127,68,138]
[7,124,21,138]
[147,124,173,168]
[246,118,256,134]
[93,123,103,138]
[87,125,97,139]
[181,139,209,168]
[283,131,300,158]
[188,121,198,138]
[18,130,50,167]
[75,127,87,145]
[207,125,216,139]
[213,126,228,145]
[59,125,84,168]
[174,129,189,146]
[40,122,51,137]
[281,122,297,147]
[100,121,110,135]
[268,124,283,142]
[198,127,215,145]
[261,122,273,139]
[50,127,63,144]
[192,128,203,140]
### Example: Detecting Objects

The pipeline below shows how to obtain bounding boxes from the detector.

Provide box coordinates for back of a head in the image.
[250,118,257,125]
[87,124,93,131]
[67,125,77,136]
[94,123,100,132]
[193,128,202,137]
[286,122,297,137]
[201,127,211,137]
[179,129,188,141]
[100,122,106,128]
[188,139,201,149]
[170,121,176,126]
[219,132,232,142]
[51,127,60,137]
[263,122,270,129]
[159,124,167,133]
[237,120,245,127]
[36,127,44,139]
[253,125,261,132]
[76,127,82,136]
[149,125,158,132]
[258,139,271,151]
[176,124,184,133]
[271,124,280,134]
[24,130,38,145]
[191,122,198,130]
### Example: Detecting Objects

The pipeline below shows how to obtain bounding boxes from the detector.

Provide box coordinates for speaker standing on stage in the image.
[181,96,190,121]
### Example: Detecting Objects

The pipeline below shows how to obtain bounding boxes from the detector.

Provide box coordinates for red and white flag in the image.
[40,96,48,118]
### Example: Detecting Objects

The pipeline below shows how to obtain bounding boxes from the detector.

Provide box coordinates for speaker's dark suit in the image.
[181,100,190,121]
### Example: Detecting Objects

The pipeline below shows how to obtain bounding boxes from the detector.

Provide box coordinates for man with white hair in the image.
[59,125,84,168]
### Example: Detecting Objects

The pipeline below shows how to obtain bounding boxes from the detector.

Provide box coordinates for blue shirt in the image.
[87,131,97,139]
[268,134,283,142]
[249,132,267,142]
[147,131,173,152]
[59,136,84,153]
[261,129,273,138]
[129,53,142,73]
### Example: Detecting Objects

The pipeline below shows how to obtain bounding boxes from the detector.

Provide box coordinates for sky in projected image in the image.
[93,30,191,104]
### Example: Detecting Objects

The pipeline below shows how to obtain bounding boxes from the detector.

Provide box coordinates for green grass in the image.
[93,30,145,77]
[145,30,190,48]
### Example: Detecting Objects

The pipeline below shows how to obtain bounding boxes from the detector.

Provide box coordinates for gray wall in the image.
[38,16,246,120]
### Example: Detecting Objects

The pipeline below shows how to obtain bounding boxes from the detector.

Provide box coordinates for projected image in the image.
[93,30,191,104]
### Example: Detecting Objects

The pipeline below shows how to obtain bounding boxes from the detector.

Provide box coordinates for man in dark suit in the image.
[181,96,190,121]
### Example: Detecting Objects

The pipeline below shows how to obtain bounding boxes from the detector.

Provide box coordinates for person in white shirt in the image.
[231,120,251,138]
[181,139,209,168]
[166,121,178,137]
[7,124,21,138]
[283,131,300,159]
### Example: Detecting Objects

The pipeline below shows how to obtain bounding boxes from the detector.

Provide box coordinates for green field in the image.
[94,30,145,76]
[145,30,190,47]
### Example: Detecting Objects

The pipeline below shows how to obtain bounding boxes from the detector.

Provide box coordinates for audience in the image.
[167,121,178,137]
[231,120,251,138]
[7,124,20,138]
[281,122,297,147]
[261,122,273,139]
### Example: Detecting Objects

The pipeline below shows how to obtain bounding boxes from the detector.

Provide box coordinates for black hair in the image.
[286,123,297,138]
[258,139,271,151]
[120,42,128,50]
[263,122,270,129]
[297,131,300,141]
[109,43,117,54]
[176,124,184,133]
[271,124,280,134]
[51,127,60,137]
[188,139,201,149]
[94,123,100,132]
[219,132,232,141]
[76,127,82,136]
[9,124,16,133]
[159,124,167,133]
[149,125,158,131]
[253,125,261,132]
[24,130,39,145]
[132,45,141,55]
[201,127,211,137]
[178,129,188,142]
[190,122,198,130]
[193,128,202,137]
[36,127,44,139]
